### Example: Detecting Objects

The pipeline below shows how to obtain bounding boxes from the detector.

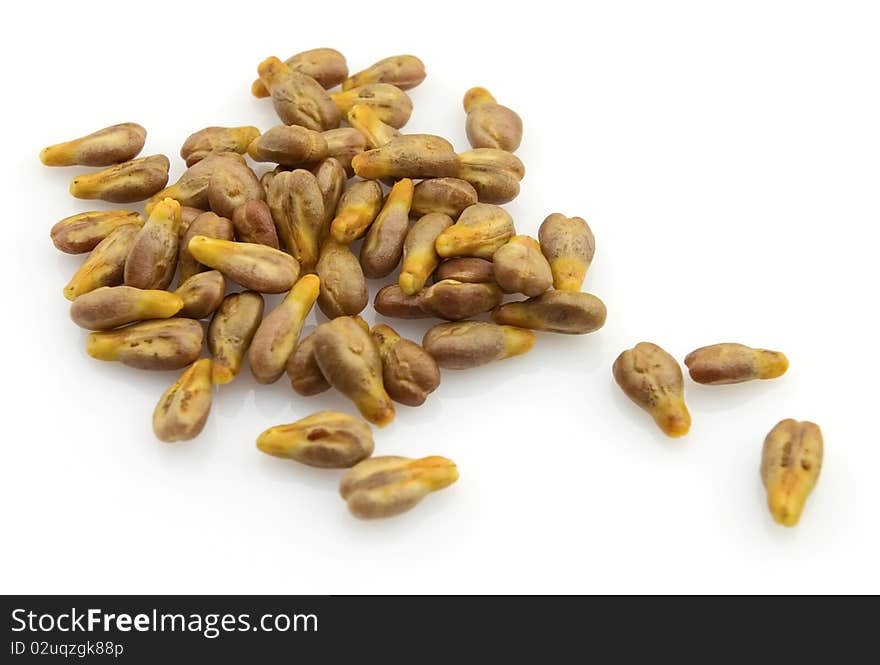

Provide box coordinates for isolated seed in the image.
[69,154,169,204]
[178,211,235,284]
[187,236,300,293]
[434,257,495,284]
[40,122,146,167]
[286,331,330,396]
[257,56,341,131]
[761,419,823,527]
[86,318,203,370]
[411,178,478,219]
[360,178,413,278]
[422,321,536,369]
[180,125,261,167]
[373,284,430,319]
[435,203,515,260]
[343,55,426,91]
[231,200,279,249]
[206,159,264,219]
[208,291,264,384]
[347,105,399,149]
[399,212,454,295]
[50,210,143,254]
[684,343,790,385]
[248,274,320,384]
[174,270,226,319]
[457,148,524,204]
[311,157,347,233]
[322,127,367,174]
[70,286,183,331]
[463,87,523,152]
[492,291,607,334]
[257,411,374,469]
[251,48,348,97]
[352,134,459,180]
[313,317,395,427]
[246,124,328,166]
[63,224,140,301]
[331,83,413,129]
[538,214,595,291]
[267,169,325,271]
[124,198,181,290]
[420,280,502,321]
[153,359,213,442]
[316,239,368,318]
[371,324,440,406]
[340,456,458,519]
[492,235,552,296]
[146,152,247,212]
[330,179,383,244]
[613,342,691,438]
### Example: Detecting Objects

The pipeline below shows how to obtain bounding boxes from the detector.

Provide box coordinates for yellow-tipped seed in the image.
[684,343,789,385]
[342,55,426,91]
[399,212,453,295]
[360,178,414,278]
[422,321,536,369]
[63,224,141,301]
[124,198,182,290]
[180,125,261,167]
[208,291,264,384]
[40,122,146,167]
[329,180,383,244]
[153,359,213,443]
[70,286,183,331]
[51,209,143,254]
[347,104,400,149]
[257,411,374,469]
[69,154,170,204]
[435,203,515,260]
[187,236,300,293]
[86,318,203,371]
[538,213,596,291]
[761,419,823,527]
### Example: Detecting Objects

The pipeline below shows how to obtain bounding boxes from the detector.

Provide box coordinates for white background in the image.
[1,0,878,594]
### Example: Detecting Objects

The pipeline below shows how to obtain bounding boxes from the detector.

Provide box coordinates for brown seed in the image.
[612,342,691,438]
[434,257,495,284]
[322,127,367,174]
[180,125,261,167]
[411,178,478,219]
[313,317,395,427]
[331,83,413,129]
[329,179,383,244]
[70,286,183,331]
[86,318,204,371]
[538,213,596,291]
[435,203,515,260]
[246,124,328,166]
[208,291,264,384]
[179,206,205,236]
[371,324,440,406]
[146,152,247,212]
[69,154,170,204]
[360,178,413,278]
[266,169,325,271]
[340,455,459,519]
[174,270,226,319]
[257,56,341,130]
[342,55,426,91]
[124,198,181,290]
[40,122,146,167]
[684,343,789,385]
[286,330,330,396]
[374,284,431,319]
[492,235,552,296]
[399,212,454,295]
[457,148,525,204]
[51,209,143,254]
[177,211,235,285]
[206,159,264,219]
[231,200,280,248]
[257,411,374,469]
[63,224,141,301]
[152,359,213,442]
[463,87,523,152]
[347,104,399,149]
[312,157,348,234]
[761,419,823,527]
[352,134,459,180]
[251,48,348,97]
[420,280,502,321]
[422,321,536,369]
[492,291,607,334]
[187,236,300,293]
[315,238,368,318]
[248,274,320,384]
